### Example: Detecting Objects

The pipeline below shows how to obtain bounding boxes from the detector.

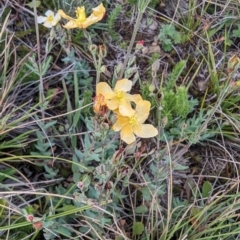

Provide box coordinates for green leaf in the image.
[173,32,182,44]
[173,163,189,170]
[74,149,84,159]
[42,56,52,76]
[232,25,240,38]
[43,120,57,130]
[85,153,100,162]
[55,205,76,212]
[132,222,144,235]
[26,0,41,8]
[115,236,124,240]
[191,206,201,216]
[56,226,72,237]
[141,187,151,201]
[0,168,16,181]
[202,181,212,198]
[73,110,81,128]
[225,36,233,47]
[0,199,7,217]
[135,205,148,214]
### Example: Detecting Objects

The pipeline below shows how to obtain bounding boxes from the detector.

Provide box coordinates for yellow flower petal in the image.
[58,10,76,22]
[62,20,79,29]
[127,94,143,104]
[92,3,106,18]
[107,98,119,110]
[81,3,105,28]
[135,100,151,123]
[121,124,136,144]
[133,124,158,138]
[80,4,105,28]
[96,82,115,99]
[112,115,128,131]
[118,98,135,116]
[114,79,132,92]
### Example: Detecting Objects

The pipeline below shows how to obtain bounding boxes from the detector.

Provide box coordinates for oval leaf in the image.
[133,222,144,235]
[202,181,212,198]
[135,205,148,214]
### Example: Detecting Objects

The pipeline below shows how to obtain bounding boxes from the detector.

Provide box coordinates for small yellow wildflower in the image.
[37,10,61,28]
[112,100,158,144]
[96,79,142,116]
[58,3,106,29]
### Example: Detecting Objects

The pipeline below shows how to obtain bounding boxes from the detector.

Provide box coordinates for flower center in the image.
[128,115,138,126]
[47,15,54,22]
[116,91,123,99]
[76,6,86,22]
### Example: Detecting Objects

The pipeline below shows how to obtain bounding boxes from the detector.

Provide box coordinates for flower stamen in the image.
[76,7,86,22]
[47,15,54,22]
[129,115,138,126]
[116,91,123,99]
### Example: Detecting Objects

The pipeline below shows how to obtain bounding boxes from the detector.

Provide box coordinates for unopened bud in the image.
[227,55,240,73]
[98,45,107,58]
[89,44,98,55]
[162,116,168,127]
[149,83,155,93]
[236,80,240,87]
[152,59,160,72]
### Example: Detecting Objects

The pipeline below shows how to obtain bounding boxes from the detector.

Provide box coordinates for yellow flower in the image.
[37,10,61,28]
[112,100,158,144]
[96,79,142,116]
[58,3,106,29]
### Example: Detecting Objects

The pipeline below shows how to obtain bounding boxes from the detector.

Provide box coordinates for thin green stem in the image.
[119,11,143,79]
[119,0,151,79]
[33,0,45,121]
[83,30,102,85]
[96,57,102,85]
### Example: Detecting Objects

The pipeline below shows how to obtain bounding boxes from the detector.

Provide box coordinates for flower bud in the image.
[89,44,98,55]
[26,215,34,222]
[227,55,240,73]
[149,83,155,93]
[98,45,107,58]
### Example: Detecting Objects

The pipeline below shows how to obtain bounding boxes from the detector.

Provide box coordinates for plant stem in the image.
[119,11,143,79]
[119,0,151,79]
[33,0,45,121]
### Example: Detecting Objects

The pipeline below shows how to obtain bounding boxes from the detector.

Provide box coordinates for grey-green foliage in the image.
[62,48,93,91]
[30,120,57,155]
[162,110,216,143]
[72,117,118,182]
[30,120,58,179]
